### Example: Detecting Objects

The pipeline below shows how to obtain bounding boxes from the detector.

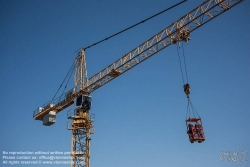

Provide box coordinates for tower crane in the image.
[33,0,243,167]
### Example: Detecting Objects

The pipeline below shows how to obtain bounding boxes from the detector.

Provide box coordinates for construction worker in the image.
[195,121,202,138]
[187,124,194,143]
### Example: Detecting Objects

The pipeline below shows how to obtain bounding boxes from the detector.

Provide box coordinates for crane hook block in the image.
[183,84,190,97]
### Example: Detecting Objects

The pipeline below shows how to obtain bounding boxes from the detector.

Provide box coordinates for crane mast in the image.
[67,49,93,167]
[32,0,243,167]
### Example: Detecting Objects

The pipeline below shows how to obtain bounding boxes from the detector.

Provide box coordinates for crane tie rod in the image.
[50,62,75,103]
[84,0,187,51]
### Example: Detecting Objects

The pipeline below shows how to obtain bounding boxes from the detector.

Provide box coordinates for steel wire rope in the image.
[189,100,200,118]
[51,62,76,103]
[181,42,189,83]
[58,66,75,102]
[186,98,191,119]
[177,44,185,84]
[84,0,187,51]
[186,98,200,119]
[189,99,196,118]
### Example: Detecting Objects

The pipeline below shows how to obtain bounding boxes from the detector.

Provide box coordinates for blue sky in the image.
[1,0,249,167]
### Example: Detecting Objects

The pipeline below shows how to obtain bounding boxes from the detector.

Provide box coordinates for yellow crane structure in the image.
[33,0,243,167]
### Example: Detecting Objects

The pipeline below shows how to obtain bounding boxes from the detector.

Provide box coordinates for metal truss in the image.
[68,109,94,167]
[33,0,243,120]
[83,0,243,94]
[74,49,88,91]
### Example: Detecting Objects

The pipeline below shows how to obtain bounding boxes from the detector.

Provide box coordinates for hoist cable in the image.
[84,0,187,51]
[51,62,75,103]
[181,42,189,83]
[177,44,185,84]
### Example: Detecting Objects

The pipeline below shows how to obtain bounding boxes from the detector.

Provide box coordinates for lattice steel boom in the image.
[33,0,243,120]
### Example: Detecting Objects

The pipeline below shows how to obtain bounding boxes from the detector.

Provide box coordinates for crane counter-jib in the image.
[33,91,75,120]
[33,0,243,120]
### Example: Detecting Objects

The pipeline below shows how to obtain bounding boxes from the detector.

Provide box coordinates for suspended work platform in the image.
[186,118,205,143]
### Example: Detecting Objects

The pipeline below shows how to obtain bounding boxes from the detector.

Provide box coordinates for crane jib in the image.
[33,0,243,121]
